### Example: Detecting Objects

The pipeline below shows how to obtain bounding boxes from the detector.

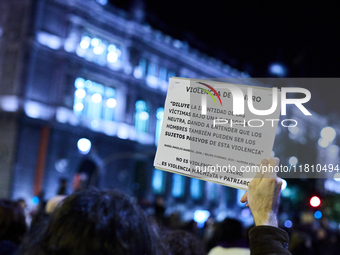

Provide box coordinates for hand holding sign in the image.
[240,157,282,227]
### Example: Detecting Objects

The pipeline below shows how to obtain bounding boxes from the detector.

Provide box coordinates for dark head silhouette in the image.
[0,199,27,245]
[20,189,164,255]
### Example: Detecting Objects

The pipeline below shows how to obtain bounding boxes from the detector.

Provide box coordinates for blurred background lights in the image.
[96,0,108,5]
[106,98,117,108]
[75,77,85,88]
[156,109,164,120]
[91,38,100,47]
[276,126,281,135]
[314,211,322,219]
[55,158,68,173]
[288,156,298,165]
[84,80,93,88]
[93,45,104,55]
[288,125,299,134]
[108,44,116,51]
[1,96,19,112]
[24,102,41,118]
[193,210,210,228]
[139,111,149,120]
[269,63,287,77]
[76,47,85,57]
[328,145,339,159]
[36,32,61,50]
[334,173,340,182]
[64,35,77,52]
[133,67,143,79]
[92,93,102,103]
[152,169,163,193]
[77,138,91,154]
[310,196,321,207]
[32,196,39,205]
[318,138,330,148]
[320,126,336,142]
[117,126,129,139]
[73,102,84,111]
[80,36,91,49]
[284,220,292,228]
[281,187,291,197]
[281,179,287,190]
[75,89,86,99]
[241,208,251,217]
[91,120,99,128]
[107,51,118,63]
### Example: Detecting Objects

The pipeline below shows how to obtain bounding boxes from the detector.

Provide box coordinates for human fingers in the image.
[263,157,280,179]
[240,192,248,203]
[251,158,269,185]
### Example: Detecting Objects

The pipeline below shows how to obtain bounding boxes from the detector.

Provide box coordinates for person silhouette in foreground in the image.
[19,189,166,255]
[240,157,291,255]
[0,199,27,255]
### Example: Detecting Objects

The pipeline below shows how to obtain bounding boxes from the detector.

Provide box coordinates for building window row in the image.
[73,33,177,93]
[135,100,149,133]
[76,33,122,68]
[134,57,176,92]
[65,31,179,93]
[152,169,217,202]
[73,77,164,145]
[73,77,117,121]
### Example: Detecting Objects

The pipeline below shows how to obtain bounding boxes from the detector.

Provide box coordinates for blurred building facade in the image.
[0,0,250,218]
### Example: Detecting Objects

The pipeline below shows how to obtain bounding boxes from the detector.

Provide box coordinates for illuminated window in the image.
[159,67,167,81]
[37,31,62,50]
[155,107,164,146]
[172,174,185,198]
[159,67,169,91]
[103,87,116,121]
[76,34,122,67]
[73,77,116,121]
[134,100,149,133]
[190,178,203,200]
[146,62,158,88]
[134,58,146,79]
[86,81,104,120]
[206,182,217,201]
[107,44,122,64]
[167,70,176,80]
[152,169,165,194]
[148,62,157,76]
[96,0,107,5]
[73,77,86,116]
[139,58,147,76]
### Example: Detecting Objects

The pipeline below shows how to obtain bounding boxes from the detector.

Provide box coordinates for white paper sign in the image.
[154,77,280,190]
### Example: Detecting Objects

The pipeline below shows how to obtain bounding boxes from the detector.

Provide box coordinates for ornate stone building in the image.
[0,0,250,219]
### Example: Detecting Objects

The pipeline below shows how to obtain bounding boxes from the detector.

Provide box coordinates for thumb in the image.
[240,192,248,203]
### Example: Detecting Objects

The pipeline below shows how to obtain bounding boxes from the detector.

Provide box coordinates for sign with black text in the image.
[154,77,281,190]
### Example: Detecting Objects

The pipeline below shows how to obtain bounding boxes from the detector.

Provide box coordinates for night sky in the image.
[109,0,340,116]
[110,0,339,77]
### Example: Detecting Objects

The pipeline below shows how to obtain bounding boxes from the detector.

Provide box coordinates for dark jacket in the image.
[249,226,291,255]
[0,240,18,255]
